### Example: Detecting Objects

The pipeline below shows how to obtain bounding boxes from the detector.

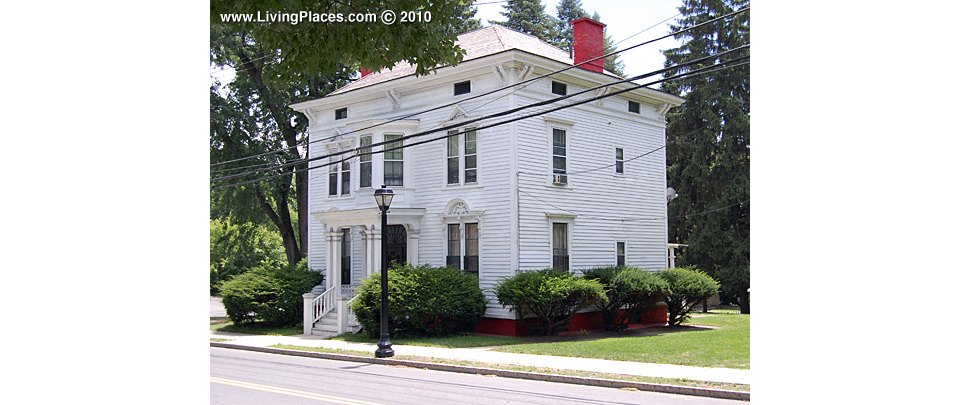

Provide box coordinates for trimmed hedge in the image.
[350,263,487,337]
[659,266,721,326]
[494,268,607,335]
[582,266,670,331]
[220,260,323,327]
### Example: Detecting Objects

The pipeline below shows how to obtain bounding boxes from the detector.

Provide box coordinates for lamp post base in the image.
[375,335,394,358]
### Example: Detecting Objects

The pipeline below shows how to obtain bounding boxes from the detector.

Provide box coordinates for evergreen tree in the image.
[554,0,588,51]
[441,0,483,36]
[491,0,560,46]
[661,0,750,313]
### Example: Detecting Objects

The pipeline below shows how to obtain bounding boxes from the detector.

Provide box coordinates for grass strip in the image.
[270,343,749,393]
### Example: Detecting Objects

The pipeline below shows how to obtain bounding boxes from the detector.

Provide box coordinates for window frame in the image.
[552,222,569,271]
[382,133,404,186]
[615,147,624,174]
[446,128,479,186]
[359,135,373,189]
[616,241,626,267]
[628,100,640,114]
[335,107,348,120]
[552,81,567,96]
[552,127,567,176]
[341,228,352,285]
[454,80,471,96]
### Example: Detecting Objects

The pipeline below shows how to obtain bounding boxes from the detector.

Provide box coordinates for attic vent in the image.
[335,108,348,120]
[454,81,471,96]
[552,81,567,96]
[628,101,640,114]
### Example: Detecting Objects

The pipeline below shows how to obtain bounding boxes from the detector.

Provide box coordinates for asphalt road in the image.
[211,347,743,405]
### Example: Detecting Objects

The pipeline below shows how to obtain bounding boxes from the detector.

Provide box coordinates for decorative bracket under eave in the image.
[595,87,609,106]
[656,103,673,120]
[386,90,401,110]
[493,64,508,86]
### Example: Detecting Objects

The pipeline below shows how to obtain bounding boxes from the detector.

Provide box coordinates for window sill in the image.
[442,182,484,191]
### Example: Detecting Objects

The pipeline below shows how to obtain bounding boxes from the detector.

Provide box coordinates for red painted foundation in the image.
[475,304,668,337]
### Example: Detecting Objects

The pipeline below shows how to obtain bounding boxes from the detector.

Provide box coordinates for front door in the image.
[385,225,407,266]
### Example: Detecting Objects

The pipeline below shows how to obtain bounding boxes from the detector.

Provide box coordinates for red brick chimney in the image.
[572,18,606,73]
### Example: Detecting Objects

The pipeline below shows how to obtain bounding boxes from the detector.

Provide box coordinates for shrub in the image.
[220,260,323,327]
[659,266,721,326]
[582,266,670,331]
[350,263,487,337]
[494,268,607,335]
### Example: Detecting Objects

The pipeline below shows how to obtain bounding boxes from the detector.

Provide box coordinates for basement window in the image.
[552,81,567,96]
[335,108,348,120]
[454,81,471,95]
[628,101,640,114]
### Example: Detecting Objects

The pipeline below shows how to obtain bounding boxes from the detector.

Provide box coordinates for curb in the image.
[210,342,749,401]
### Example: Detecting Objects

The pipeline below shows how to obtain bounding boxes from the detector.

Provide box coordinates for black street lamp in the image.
[373,185,395,358]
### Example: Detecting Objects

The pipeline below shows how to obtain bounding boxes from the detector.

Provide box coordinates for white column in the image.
[407,227,420,266]
[302,292,315,335]
[366,227,382,278]
[325,229,342,290]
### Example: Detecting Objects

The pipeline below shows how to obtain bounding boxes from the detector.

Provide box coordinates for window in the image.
[335,107,348,120]
[341,229,351,285]
[359,135,372,188]
[616,241,625,266]
[552,81,567,95]
[454,81,471,95]
[615,148,624,174]
[553,223,569,270]
[446,223,479,276]
[383,134,403,186]
[447,128,478,185]
[552,128,566,175]
[628,101,640,114]
[328,158,338,196]
[328,158,350,196]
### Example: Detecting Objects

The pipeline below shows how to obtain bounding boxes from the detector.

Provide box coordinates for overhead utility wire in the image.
[210,6,750,169]
[212,55,749,190]
[212,45,748,184]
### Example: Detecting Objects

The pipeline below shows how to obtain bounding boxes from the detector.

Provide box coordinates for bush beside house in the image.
[494,268,607,336]
[220,260,323,327]
[659,266,721,326]
[582,266,670,331]
[351,264,487,337]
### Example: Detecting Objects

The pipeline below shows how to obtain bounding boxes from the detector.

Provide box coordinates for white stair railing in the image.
[312,288,338,324]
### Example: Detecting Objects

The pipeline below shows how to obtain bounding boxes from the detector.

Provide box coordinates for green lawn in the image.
[496,312,749,369]
[331,332,523,348]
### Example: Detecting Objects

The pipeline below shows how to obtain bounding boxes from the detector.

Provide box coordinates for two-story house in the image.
[291,19,684,337]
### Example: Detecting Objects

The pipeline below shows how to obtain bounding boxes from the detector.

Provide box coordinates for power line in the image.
[211,44,748,185]
[212,55,748,191]
[210,6,749,169]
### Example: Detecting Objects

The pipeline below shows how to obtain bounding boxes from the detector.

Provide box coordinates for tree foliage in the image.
[210,218,286,294]
[351,264,487,337]
[491,0,560,46]
[582,266,669,331]
[211,0,470,77]
[494,268,607,335]
[661,0,750,313]
[441,1,483,36]
[659,266,720,326]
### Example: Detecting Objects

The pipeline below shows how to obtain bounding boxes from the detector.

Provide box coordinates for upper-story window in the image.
[615,147,624,174]
[359,135,372,188]
[335,107,348,120]
[328,158,350,196]
[454,81,471,96]
[552,128,566,175]
[628,101,640,114]
[552,81,567,96]
[383,134,403,186]
[447,128,478,185]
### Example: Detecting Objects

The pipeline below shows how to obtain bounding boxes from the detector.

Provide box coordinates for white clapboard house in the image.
[291,19,684,337]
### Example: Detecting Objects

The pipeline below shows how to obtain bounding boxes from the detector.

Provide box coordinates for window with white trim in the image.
[328,158,350,196]
[383,134,403,186]
[552,128,566,175]
[359,135,372,188]
[446,128,478,185]
[552,222,569,270]
[446,223,479,276]
[341,228,352,285]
